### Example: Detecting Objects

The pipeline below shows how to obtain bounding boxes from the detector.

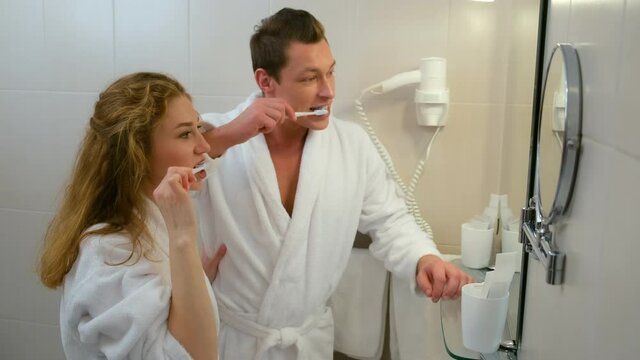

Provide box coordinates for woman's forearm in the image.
[168,238,218,360]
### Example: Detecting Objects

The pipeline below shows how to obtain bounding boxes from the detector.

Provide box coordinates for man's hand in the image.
[416,255,474,302]
[202,244,227,282]
[203,97,296,158]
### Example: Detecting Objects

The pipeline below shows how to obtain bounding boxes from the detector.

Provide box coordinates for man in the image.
[199,8,472,359]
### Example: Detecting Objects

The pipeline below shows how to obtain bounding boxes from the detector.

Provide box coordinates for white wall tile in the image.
[500,105,533,211]
[189,0,269,96]
[415,103,503,247]
[0,319,65,360]
[42,0,114,92]
[114,0,190,85]
[448,0,512,104]
[567,0,625,148]
[521,139,611,359]
[192,95,249,115]
[0,210,60,325]
[593,145,640,358]
[504,0,539,106]
[522,138,640,358]
[353,0,449,101]
[612,1,640,159]
[0,91,95,211]
[0,0,114,92]
[543,0,571,58]
[0,0,48,90]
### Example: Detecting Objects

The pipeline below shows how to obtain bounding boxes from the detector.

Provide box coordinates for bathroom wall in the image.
[519,0,640,359]
[0,0,536,358]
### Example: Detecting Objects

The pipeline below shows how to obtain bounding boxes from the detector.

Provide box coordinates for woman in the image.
[38,72,223,360]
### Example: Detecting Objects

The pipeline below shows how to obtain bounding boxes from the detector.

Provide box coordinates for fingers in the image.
[429,265,446,303]
[441,272,460,300]
[282,103,297,123]
[212,243,227,263]
[153,167,198,204]
[251,98,297,134]
[417,256,474,302]
[202,244,227,282]
[442,265,474,300]
[416,268,433,298]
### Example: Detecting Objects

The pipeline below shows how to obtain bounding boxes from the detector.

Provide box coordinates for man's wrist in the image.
[204,124,233,158]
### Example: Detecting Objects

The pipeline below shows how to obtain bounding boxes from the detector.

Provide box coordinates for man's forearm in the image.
[204,123,239,158]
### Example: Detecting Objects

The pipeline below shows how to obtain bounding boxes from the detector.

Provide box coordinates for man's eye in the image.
[197,124,206,134]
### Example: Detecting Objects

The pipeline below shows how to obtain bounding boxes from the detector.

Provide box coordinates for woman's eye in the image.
[179,131,192,139]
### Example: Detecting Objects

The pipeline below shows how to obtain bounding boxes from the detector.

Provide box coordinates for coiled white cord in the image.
[355,88,441,239]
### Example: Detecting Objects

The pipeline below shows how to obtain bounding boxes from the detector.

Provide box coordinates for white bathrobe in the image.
[197,93,440,360]
[60,199,219,360]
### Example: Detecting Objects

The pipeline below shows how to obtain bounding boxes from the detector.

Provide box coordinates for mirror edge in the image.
[545,43,582,225]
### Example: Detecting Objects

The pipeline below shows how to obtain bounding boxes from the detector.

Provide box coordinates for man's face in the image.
[270,40,336,130]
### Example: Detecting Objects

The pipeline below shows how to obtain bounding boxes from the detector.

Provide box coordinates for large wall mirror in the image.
[333,1,546,359]
[0,1,547,359]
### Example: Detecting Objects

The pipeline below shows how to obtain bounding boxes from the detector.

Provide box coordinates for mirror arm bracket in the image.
[521,206,566,285]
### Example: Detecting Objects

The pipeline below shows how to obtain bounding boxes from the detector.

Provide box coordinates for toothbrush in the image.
[192,162,210,181]
[294,109,329,117]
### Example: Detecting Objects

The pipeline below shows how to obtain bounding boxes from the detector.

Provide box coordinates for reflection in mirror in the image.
[539,48,567,218]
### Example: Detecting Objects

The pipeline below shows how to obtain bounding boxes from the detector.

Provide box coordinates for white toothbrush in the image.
[295,108,329,117]
[192,162,210,181]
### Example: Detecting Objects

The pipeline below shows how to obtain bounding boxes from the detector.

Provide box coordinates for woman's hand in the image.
[157,167,219,359]
[152,167,199,246]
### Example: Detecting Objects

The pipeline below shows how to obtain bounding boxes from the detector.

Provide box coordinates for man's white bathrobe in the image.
[60,199,219,360]
[198,93,441,360]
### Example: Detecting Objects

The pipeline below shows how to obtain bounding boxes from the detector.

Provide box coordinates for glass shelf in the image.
[440,259,519,360]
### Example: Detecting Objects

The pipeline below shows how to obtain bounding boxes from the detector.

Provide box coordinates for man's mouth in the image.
[310,105,328,112]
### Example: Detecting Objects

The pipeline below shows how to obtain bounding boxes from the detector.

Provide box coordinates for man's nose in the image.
[319,76,335,99]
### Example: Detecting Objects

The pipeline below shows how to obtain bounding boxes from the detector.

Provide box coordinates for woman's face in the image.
[147,95,210,194]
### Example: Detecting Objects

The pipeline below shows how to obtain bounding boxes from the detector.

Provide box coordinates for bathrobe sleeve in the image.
[60,233,193,360]
[353,123,441,292]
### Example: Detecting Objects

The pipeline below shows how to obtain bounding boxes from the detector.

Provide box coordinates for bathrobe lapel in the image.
[245,129,328,325]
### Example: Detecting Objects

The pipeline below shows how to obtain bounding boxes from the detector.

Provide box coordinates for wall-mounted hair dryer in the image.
[354,57,450,237]
[371,57,449,127]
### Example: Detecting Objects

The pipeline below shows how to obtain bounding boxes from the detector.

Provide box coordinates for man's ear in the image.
[255,68,276,96]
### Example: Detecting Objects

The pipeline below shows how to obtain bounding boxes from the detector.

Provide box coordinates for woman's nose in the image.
[195,131,211,154]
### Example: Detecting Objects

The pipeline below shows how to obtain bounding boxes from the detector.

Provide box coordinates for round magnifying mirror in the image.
[535,44,582,225]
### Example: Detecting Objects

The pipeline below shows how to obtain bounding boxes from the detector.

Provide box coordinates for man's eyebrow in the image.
[301,61,337,73]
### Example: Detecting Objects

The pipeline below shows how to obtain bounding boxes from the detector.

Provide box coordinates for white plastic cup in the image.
[501,228,523,272]
[461,223,493,269]
[461,283,509,353]
[501,228,521,253]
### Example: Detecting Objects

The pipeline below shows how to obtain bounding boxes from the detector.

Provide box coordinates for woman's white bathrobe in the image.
[60,199,219,360]
[197,93,440,360]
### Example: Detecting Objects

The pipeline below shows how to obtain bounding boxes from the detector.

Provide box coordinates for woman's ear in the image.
[255,68,276,96]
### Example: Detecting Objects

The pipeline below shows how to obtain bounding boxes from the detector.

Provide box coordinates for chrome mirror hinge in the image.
[520,206,537,258]
[520,207,566,285]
